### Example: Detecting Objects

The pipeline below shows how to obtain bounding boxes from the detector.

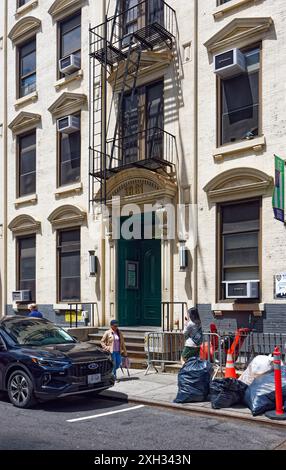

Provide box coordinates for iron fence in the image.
[161,301,188,332]
[67,303,98,328]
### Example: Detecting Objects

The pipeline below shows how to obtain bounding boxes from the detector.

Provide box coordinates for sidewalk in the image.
[101,367,286,427]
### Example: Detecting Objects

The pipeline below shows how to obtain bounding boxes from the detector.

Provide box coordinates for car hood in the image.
[21,341,110,363]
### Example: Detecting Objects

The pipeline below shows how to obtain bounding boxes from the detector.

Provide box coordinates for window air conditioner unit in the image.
[57,115,80,134]
[214,48,246,79]
[223,281,259,299]
[12,290,31,303]
[59,54,81,75]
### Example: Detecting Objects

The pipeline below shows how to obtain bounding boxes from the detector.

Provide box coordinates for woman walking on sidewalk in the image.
[100,320,127,381]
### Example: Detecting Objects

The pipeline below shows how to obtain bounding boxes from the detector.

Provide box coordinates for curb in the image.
[101,390,286,428]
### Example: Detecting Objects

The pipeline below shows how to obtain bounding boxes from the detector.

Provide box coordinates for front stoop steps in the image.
[88,327,148,370]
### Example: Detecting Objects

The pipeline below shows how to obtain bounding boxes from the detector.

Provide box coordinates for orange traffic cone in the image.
[224,350,237,379]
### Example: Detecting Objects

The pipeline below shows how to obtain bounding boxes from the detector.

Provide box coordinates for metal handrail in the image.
[107,126,174,143]
[161,301,188,332]
[67,302,98,328]
[91,0,175,31]
[90,127,175,177]
[107,126,175,165]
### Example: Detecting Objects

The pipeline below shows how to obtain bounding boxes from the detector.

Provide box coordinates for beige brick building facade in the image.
[0,0,285,333]
[197,0,286,332]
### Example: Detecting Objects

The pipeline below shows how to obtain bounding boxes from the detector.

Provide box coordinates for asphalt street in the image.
[0,392,286,451]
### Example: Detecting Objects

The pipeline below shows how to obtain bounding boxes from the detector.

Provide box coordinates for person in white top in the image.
[181,308,203,363]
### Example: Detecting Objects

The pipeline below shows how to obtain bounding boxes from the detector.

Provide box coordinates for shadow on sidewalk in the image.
[117,377,140,382]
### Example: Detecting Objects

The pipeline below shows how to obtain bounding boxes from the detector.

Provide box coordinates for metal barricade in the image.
[144,331,222,375]
[200,332,223,376]
[219,331,286,371]
[144,330,286,375]
[144,332,184,374]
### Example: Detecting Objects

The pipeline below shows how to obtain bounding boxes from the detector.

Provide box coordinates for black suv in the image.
[0,316,114,408]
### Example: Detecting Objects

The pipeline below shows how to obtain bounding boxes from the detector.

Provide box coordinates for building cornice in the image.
[9,111,41,135]
[48,92,87,118]
[8,16,41,45]
[48,204,87,229]
[204,17,273,53]
[203,167,273,203]
[48,0,86,21]
[8,214,41,236]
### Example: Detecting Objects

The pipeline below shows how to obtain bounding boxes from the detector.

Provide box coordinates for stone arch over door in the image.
[102,168,177,205]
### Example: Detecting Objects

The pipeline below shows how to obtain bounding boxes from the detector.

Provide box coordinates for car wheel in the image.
[7,370,36,409]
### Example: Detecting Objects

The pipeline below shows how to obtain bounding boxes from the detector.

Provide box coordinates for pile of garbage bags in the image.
[174,354,286,416]
[243,366,286,416]
[210,378,247,409]
[239,355,274,385]
[174,357,213,403]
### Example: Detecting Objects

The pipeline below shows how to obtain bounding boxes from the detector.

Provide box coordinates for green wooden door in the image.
[141,240,161,326]
[117,238,161,326]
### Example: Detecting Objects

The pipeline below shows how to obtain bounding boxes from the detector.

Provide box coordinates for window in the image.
[123,0,140,37]
[18,131,36,197]
[219,45,260,145]
[122,0,164,38]
[58,114,81,186]
[219,199,260,299]
[18,38,36,98]
[18,0,30,7]
[57,229,80,302]
[121,80,164,164]
[17,236,36,302]
[218,0,232,4]
[59,11,81,75]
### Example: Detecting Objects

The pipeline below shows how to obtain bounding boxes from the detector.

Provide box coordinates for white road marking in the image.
[67,404,145,423]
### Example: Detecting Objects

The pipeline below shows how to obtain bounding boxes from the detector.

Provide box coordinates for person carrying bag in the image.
[100,319,127,381]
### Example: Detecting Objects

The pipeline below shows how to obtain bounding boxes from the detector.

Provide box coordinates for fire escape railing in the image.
[89,0,177,205]
[90,0,176,65]
[90,127,175,182]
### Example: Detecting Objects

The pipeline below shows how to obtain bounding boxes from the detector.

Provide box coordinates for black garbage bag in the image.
[244,366,286,416]
[174,357,213,403]
[210,378,248,409]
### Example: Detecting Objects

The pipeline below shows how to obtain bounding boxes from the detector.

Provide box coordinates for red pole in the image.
[273,346,284,415]
[265,346,286,420]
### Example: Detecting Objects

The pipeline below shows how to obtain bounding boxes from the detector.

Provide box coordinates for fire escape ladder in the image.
[109,43,142,169]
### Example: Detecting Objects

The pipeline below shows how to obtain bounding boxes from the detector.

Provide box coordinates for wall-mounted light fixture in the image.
[179,241,188,270]
[89,250,98,276]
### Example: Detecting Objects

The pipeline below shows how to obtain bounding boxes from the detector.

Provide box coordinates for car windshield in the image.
[2,318,76,346]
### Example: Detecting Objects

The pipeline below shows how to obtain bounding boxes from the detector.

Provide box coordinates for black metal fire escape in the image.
[89,0,176,206]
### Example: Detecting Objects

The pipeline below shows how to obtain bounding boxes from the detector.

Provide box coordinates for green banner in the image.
[273,155,285,222]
